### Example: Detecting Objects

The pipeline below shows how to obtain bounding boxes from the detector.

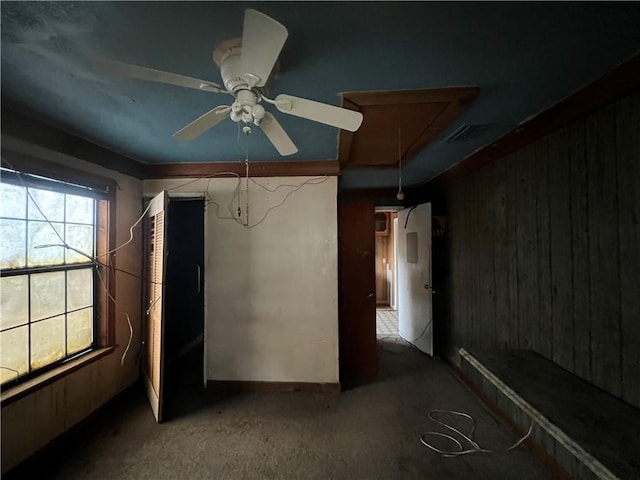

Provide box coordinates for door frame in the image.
[157,193,208,387]
[142,192,208,398]
[392,216,399,310]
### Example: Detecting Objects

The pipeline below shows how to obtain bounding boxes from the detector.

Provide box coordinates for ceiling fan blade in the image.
[93,58,224,93]
[240,9,288,88]
[260,112,298,156]
[173,106,231,141]
[274,94,363,132]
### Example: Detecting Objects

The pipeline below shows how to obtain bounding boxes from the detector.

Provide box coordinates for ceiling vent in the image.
[444,124,486,143]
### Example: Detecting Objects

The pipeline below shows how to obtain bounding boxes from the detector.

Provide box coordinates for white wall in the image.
[1,135,143,472]
[144,176,339,384]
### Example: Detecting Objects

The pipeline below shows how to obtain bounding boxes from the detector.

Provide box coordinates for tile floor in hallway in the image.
[376,306,398,337]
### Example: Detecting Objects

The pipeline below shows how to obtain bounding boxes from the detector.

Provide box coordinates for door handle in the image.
[196,264,201,295]
[424,284,435,294]
[369,293,374,298]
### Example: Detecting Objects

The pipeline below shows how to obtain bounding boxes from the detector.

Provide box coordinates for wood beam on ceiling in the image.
[342,87,480,106]
[337,97,359,170]
[339,87,479,169]
[347,102,448,167]
[146,160,340,179]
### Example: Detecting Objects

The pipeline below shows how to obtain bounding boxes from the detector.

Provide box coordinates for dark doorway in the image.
[163,199,205,416]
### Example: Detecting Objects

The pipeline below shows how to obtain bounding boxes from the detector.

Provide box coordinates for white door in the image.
[397,203,433,355]
[391,216,398,310]
[143,191,168,422]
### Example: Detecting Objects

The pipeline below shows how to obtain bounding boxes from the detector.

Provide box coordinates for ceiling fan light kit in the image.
[94,9,363,156]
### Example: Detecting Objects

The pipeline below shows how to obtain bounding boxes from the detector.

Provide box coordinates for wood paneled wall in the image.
[387,213,396,307]
[440,91,640,408]
[374,213,398,306]
[375,236,389,304]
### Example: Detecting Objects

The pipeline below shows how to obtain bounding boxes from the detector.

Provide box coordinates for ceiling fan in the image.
[94,9,363,156]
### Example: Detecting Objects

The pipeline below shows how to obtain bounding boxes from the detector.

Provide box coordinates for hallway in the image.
[7,344,552,479]
[376,307,399,338]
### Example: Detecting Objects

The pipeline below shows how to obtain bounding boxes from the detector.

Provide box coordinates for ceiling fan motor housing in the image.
[215,41,265,125]
[214,39,258,93]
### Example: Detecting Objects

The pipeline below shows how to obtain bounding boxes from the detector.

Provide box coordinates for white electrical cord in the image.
[147,150,332,230]
[99,201,152,258]
[399,320,433,344]
[146,295,162,315]
[121,313,134,366]
[186,174,330,229]
[420,409,533,457]
[0,366,20,380]
[237,176,330,229]
[165,171,241,193]
[161,171,242,219]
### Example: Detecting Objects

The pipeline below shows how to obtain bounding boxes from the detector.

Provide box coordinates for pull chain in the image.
[245,159,249,227]
[244,126,251,226]
[398,123,402,185]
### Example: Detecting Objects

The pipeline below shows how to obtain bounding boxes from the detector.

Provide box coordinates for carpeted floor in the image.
[8,343,552,479]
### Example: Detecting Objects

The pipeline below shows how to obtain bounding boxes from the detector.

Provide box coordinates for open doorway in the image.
[163,198,205,419]
[375,203,434,357]
[338,200,434,386]
[374,209,399,339]
[142,195,205,422]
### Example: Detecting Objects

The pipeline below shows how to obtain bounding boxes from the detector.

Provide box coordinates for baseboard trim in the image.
[441,354,571,480]
[207,380,340,393]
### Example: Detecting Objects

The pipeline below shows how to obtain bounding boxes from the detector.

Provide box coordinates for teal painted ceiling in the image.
[2,2,640,187]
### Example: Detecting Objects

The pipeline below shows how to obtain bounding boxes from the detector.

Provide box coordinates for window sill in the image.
[0,346,117,408]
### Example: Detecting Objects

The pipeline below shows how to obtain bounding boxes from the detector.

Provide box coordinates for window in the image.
[0,167,111,387]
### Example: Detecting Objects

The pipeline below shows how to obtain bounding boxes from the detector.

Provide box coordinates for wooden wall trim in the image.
[341,86,480,106]
[339,187,399,200]
[337,98,359,168]
[338,186,444,211]
[432,53,640,185]
[339,87,479,168]
[443,358,571,480]
[0,347,117,408]
[97,191,117,348]
[206,380,340,393]
[1,104,147,179]
[147,160,339,178]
